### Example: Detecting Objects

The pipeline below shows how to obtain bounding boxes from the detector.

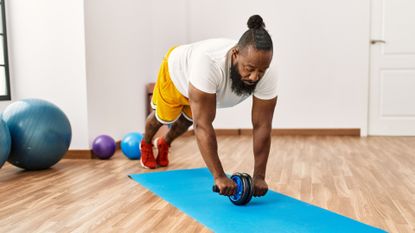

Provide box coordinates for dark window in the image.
[0,0,10,101]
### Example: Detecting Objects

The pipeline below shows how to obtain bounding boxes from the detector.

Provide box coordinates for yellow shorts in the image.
[151,47,193,124]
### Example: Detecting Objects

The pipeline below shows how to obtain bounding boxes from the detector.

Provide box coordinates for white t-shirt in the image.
[168,38,278,108]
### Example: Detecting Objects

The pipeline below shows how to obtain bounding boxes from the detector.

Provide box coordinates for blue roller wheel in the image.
[241,173,254,204]
[229,173,247,205]
[212,173,253,205]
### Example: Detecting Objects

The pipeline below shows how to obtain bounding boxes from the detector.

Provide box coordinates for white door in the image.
[369,0,415,136]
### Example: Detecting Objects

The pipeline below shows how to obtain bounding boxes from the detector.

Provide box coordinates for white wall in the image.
[85,0,371,134]
[187,0,371,132]
[0,101,11,112]
[2,0,89,149]
[85,0,370,133]
[84,0,152,144]
[1,0,373,150]
[150,0,188,74]
[84,0,188,144]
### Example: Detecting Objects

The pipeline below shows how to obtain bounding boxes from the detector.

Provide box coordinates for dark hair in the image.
[237,15,273,51]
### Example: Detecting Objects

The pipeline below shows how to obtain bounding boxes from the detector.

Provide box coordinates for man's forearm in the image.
[253,125,271,179]
[194,123,226,179]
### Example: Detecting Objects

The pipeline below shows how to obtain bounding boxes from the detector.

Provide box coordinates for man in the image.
[141,15,277,197]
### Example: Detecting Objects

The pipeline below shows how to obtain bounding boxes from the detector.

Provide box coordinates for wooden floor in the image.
[0,135,415,233]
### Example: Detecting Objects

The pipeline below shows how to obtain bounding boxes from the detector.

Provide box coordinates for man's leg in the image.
[142,46,179,169]
[155,114,192,167]
[143,111,163,144]
[164,114,193,145]
[140,111,163,169]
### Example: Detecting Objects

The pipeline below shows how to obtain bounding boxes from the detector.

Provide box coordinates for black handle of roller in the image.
[212,185,219,193]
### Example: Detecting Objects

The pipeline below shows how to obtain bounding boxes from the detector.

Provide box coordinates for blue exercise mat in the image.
[129,168,387,233]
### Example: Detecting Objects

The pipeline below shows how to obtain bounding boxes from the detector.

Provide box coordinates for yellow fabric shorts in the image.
[151,47,193,124]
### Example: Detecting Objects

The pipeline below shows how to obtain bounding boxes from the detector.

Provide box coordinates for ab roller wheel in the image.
[212,173,255,205]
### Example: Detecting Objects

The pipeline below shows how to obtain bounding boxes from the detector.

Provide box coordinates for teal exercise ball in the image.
[121,132,143,160]
[2,99,72,170]
[0,117,11,168]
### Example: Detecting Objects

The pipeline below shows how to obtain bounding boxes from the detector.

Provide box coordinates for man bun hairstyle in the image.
[247,15,265,30]
[238,15,273,51]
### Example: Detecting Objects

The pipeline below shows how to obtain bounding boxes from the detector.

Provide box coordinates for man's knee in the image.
[179,115,193,128]
[147,112,163,127]
[173,115,192,129]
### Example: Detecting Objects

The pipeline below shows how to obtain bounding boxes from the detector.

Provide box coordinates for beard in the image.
[230,63,257,96]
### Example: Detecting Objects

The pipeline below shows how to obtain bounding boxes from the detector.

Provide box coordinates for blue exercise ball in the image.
[92,135,116,159]
[0,117,11,168]
[121,132,143,160]
[2,99,72,170]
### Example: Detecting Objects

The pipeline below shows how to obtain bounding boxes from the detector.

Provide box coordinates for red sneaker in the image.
[155,137,170,167]
[140,140,157,169]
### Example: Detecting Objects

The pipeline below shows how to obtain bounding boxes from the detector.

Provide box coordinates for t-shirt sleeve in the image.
[253,67,279,100]
[188,54,221,94]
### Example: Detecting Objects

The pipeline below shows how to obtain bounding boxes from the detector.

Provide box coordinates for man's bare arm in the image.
[251,95,277,196]
[189,83,236,196]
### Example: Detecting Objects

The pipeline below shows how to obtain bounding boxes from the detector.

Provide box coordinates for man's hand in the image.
[214,176,237,196]
[253,177,268,197]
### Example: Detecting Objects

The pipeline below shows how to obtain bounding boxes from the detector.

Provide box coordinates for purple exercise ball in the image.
[92,135,116,159]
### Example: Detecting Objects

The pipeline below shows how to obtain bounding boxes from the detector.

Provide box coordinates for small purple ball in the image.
[92,135,116,159]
